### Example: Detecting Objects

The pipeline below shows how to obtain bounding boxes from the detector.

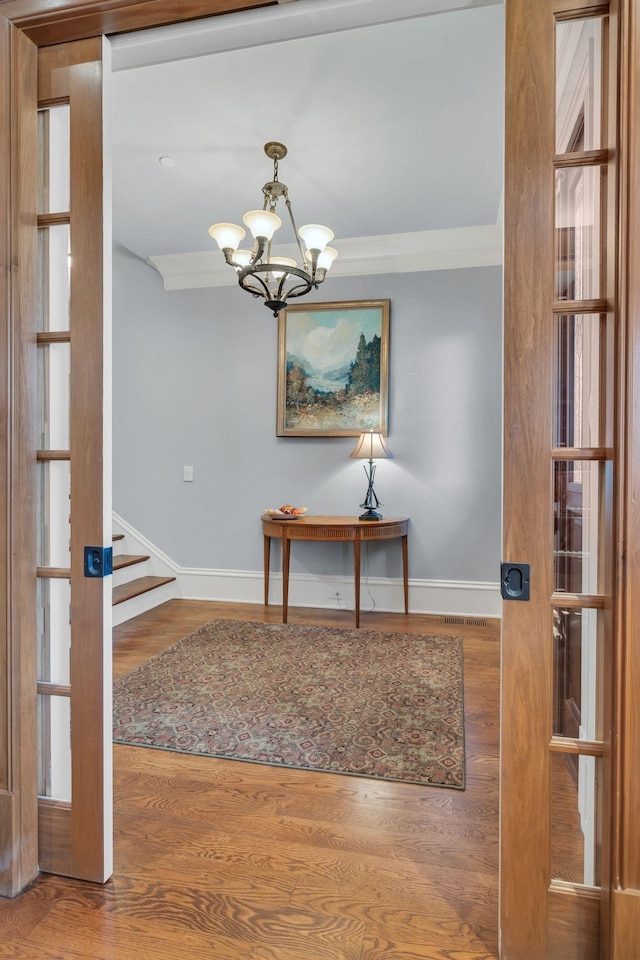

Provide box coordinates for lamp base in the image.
[359,509,382,521]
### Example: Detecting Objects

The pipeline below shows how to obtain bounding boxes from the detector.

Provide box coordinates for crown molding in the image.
[147,223,503,291]
[111,0,503,71]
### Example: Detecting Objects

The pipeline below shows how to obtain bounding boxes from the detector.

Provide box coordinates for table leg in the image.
[282,536,290,623]
[354,540,361,628]
[263,535,271,606]
[402,534,409,614]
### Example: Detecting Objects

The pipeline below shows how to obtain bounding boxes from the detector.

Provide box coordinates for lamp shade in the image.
[316,246,338,271]
[349,432,393,460]
[268,256,297,278]
[232,249,252,268]
[208,222,246,250]
[298,223,334,253]
[242,209,282,240]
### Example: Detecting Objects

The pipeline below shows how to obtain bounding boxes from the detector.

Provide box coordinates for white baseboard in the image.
[179,567,501,618]
[112,513,502,622]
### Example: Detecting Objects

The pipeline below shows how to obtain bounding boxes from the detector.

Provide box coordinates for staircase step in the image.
[113,576,176,606]
[112,533,125,542]
[113,553,149,571]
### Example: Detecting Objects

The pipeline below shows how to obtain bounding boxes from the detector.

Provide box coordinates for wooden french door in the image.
[501,1,619,957]
[34,37,112,883]
[2,1,640,951]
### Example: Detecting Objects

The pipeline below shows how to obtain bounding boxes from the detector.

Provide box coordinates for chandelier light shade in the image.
[207,222,246,250]
[349,431,394,521]
[242,209,281,241]
[208,141,338,316]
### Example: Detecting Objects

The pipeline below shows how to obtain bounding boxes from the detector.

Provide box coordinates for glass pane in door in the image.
[556,18,603,154]
[36,460,71,568]
[37,694,72,801]
[554,460,602,594]
[37,578,71,686]
[555,167,602,301]
[554,314,603,448]
[38,225,71,332]
[553,606,603,741]
[38,105,70,215]
[38,342,70,449]
[551,751,602,886]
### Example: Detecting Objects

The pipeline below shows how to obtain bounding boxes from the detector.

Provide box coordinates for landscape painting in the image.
[277,300,390,437]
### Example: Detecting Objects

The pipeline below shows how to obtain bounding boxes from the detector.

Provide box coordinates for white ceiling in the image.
[110,0,504,285]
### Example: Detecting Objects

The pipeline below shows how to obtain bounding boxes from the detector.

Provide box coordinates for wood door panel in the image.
[35,36,112,885]
[502,0,555,956]
[548,885,600,960]
[0,15,39,899]
[503,1,619,956]
[37,799,72,876]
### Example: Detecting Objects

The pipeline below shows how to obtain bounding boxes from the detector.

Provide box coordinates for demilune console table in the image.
[261,514,409,628]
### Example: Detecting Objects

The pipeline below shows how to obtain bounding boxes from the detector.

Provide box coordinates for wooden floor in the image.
[1,600,501,959]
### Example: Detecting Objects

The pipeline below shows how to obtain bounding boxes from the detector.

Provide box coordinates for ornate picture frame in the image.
[276,299,390,437]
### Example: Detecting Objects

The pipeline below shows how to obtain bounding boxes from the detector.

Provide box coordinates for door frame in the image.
[1,0,639,951]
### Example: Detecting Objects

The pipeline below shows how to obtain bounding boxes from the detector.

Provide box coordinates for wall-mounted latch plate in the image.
[500,562,530,601]
[84,546,113,578]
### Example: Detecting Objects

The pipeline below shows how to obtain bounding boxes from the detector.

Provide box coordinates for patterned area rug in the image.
[113,619,465,789]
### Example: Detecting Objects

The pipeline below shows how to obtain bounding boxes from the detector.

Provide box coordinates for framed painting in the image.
[277,300,390,437]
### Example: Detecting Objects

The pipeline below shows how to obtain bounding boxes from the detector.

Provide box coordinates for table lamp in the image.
[349,431,393,521]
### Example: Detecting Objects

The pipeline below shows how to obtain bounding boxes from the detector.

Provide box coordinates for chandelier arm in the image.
[279,275,313,301]
[239,263,314,305]
[245,263,311,284]
[238,270,273,300]
[282,278,316,301]
[250,237,267,265]
[222,248,239,268]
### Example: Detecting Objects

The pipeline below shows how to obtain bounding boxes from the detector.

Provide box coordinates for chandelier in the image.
[208,142,338,317]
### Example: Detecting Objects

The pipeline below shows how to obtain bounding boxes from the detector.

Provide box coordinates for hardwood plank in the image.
[1,598,500,958]
[361,935,497,960]
[22,897,366,960]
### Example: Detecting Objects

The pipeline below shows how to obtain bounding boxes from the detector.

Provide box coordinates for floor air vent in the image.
[442,616,490,627]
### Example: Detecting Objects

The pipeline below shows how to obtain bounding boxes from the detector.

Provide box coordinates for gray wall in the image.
[113,246,502,583]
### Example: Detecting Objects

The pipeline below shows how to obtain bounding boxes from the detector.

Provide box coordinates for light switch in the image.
[183,465,194,482]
